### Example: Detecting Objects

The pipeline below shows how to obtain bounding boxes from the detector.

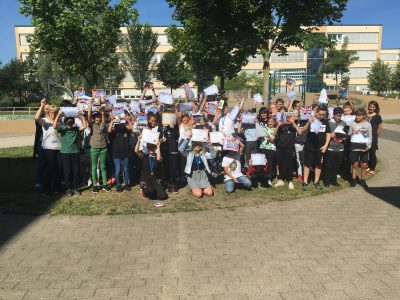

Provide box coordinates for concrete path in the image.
[1,127,400,299]
[0,134,34,149]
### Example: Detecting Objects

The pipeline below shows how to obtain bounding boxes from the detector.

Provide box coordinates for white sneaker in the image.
[288,181,294,190]
[274,180,285,187]
[87,178,92,187]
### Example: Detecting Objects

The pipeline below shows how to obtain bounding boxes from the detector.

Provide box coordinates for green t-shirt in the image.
[57,124,81,154]
[260,127,276,151]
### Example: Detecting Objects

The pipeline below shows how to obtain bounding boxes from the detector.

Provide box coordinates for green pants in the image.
[91,147,108,186]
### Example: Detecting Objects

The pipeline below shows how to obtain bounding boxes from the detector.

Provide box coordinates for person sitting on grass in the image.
[221,138,252,193]
[53,109,87,197]
[246,153,269,189]
[135,137,168,207]
[179,138,215,198]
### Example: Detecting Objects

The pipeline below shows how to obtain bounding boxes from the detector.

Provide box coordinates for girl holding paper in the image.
[178,140,215,198]
[259,118,277,185]
[366,101,382,176]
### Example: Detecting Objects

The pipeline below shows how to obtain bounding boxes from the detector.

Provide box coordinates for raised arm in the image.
[53,110,62,129]
[134,135,144,159]
[78,111,87,131]
[87,103,93,125]
[156,141,162,161]
[35,98,47,125]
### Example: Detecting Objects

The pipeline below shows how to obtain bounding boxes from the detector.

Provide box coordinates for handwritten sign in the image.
[223,138,240,152]
[191,129,209,142]
[204,84,218,96]
[251,153,266,166]
[142,128,160,145]
[209,131,224,145]
[161,112,177,126]
[158,92,174,105]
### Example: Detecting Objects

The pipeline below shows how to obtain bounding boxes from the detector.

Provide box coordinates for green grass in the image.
[384,119,400,125]
[0,146,355,216]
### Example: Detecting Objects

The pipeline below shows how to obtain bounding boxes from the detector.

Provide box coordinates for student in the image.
[241,102,258,169]
[302,105,331,190]
[53,109,87,196]
[323,107,346,187]
[88,105,110,193]
[246,154,269,188]
[366,101,383,175]
[214,101,242,138]
[273,113,302,189]
[259,117,276,185]
[35,99,62,196]
[108,112,133,192]
[222,139,252,193]
[179,139,215,198]
[135,138,168,206]
[257,107,269,127]
[348,108,372,188]
[275,98,285,112]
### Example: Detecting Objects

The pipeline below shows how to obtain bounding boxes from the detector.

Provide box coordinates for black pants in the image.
[142,178,168,200]
[61,153,80,191]
[249,172,268,187]
[276,148,295,182]
[261,149,276,180]
[43,149,61,193]
[323,151,344,185]
[244,141,258,167]
[368,145,378,170]
[162,152,178,185]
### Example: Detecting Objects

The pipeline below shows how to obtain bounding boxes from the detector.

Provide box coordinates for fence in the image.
[0,107,39,116]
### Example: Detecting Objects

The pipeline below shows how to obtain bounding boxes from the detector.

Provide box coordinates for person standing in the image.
[366,101,383,175]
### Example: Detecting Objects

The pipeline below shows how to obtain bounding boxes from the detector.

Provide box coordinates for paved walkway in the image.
[0,134,34,149]
[1,126,400,300]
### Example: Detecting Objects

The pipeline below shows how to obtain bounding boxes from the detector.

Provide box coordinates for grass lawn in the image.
[384,119,400,125]
[0,146,359,216]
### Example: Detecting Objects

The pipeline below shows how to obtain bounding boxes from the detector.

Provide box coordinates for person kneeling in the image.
[222,139,252,193]
[179,139,214,198]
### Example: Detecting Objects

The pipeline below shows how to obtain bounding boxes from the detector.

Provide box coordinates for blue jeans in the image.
[113,158,129,186]
[225,176,252,193]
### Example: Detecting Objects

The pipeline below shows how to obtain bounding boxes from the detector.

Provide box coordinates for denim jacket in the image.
[178,139,216,175]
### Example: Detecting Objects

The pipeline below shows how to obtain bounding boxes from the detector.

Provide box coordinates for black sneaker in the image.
[73,189,81,196]
[331,181,340,187]
[124,185,131,192]
[66,189,74,197]
[359,180,368,188]
[102,185,111,192]
[350,180,357,187]
[313,182,322,189]
[92,186,99,194]
[116,186,123,193]
[302,183,308,191]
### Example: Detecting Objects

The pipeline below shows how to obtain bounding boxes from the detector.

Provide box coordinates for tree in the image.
[166,2,256,93]
[0,59,30,103]
[215,72,263,93]
[391,62,400,94]
[367,59,392,96]
[156,50,192,93]
[121,22,159,92]
[321,37,358,90]
[19,0,137,89]
[167,0,347,102]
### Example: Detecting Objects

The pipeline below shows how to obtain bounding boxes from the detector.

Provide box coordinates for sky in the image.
[0,0,399,65]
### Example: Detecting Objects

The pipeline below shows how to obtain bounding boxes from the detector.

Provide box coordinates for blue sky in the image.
[0,0,399,64]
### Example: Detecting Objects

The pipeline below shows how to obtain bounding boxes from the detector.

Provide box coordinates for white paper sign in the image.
[318,88,328,104]
[287,91,296,100]
[107,95,117,106]
[342,115,356,127]
[255,123,266,138]
[159,92,174,105]
[223,138,240,151]
[61,107,79,117]
[161,112,177,126]
[112,109,126,124]
[251,153,266,166]
[209,131,224,145]
[130,101,141,114]
[328,107,334,119]
[310,119,322,133]
[142,128,160,145]
[253,93,263,103]
[179,102,193,112]
[191,129,209,142]
[242,113,256,124]
[204,84,219,96]
[351,133,368,144]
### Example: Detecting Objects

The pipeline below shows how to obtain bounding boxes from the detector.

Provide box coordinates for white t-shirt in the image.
[222,153,243,182]
[218,105,240,137]
[41,118,61,150]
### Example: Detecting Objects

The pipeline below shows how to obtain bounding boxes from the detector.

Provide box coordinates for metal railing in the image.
[0,107,39,116]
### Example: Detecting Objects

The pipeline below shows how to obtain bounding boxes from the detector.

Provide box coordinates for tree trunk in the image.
[220,74,225,94]
[170,87,173,94]
[262,59,271,104]
[335,73,338,90]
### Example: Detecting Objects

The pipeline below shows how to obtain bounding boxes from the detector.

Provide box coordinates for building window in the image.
[157,35,169,46]
[20,53,29,61]
[328,34,345,43]
[248,54,263,63]
[330,32,379,44]
[381,53,399,61]
[270,51,305,62]
[19,34,30,46]
[356,51,377,61]
[349,68,371,78]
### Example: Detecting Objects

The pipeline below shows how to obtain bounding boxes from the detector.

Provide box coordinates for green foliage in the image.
[122,22,159,91]
[20,0,137,89]
[391,62,400,93]
[156,50,192,92]
[0,59,32,103]
[321,38,358,88]
[367,59,392,96]
[340,75,350,90]
[215,72,263,93]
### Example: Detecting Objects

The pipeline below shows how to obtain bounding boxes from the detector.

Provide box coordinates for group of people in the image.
[33,85,383,206]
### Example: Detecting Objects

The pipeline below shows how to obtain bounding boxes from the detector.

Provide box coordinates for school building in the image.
[14,24,400,99]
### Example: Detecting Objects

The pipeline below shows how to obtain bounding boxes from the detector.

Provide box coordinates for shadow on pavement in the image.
[365,186,400,209]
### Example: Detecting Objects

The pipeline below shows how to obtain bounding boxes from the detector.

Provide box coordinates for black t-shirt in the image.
[367,114,382,144]
[305,119,331,151]
[160,125,179,153]
[111,125,130,158]
[141,154,159,181]
[276,124,297,149]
